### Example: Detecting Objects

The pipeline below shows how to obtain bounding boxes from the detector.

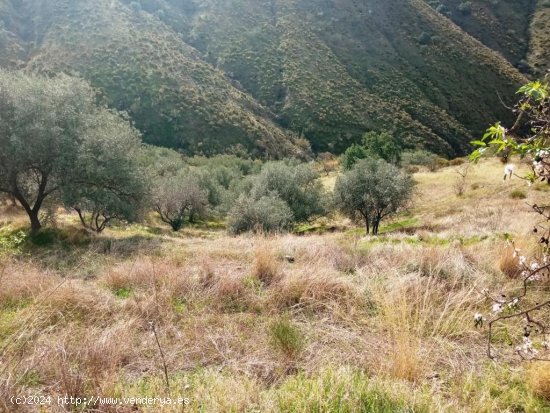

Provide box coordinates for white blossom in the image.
[516,337,538,357]
[508,297,519,309]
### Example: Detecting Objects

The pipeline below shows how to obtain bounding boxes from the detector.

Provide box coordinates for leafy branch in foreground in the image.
[472,77,550,361]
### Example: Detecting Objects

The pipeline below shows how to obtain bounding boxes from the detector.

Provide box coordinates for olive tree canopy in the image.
[250,161,325,223]
[0,69,146,232]
[152,170,209,231]
[334,158,414,235]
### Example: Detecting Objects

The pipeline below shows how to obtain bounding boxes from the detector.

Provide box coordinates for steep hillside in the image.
[176,0,526,154]
[426,0,549,76]
[0,0,307,158]
[0,0,532,156]
[425,0,535,69]
[529,0,550,76]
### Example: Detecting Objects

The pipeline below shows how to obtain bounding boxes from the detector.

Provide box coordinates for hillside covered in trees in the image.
[0,0,539,157]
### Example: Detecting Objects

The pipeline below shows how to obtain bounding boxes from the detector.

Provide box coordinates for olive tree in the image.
[0,70,146,233]
[227,194,294,234]
[62,110,147,233]
[152,170,209,231]
[250,161,325,223]
[334,158,414,235]
[342,131,402,170]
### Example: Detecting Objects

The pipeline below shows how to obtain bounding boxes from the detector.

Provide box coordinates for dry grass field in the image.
[1,159,550,412]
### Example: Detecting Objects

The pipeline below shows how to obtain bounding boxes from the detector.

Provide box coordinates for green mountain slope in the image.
[0,0,307,158]
[0,0,535,157]
[425,0,535,69]
[529,1,550,76]
[176,0,526,154]
[426,0,549,76]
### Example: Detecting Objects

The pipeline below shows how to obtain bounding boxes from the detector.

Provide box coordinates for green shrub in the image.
[269,318,304,357]
[417,32,432,45]
[509,189,527,199]
[362,131,403,164]
[250,161,324,222]
[29,229,57,246]
[458,2,472,15]
[228,194,294,234]
[0,229,27,256]
[342,143,369,170]
[401,150,439,171]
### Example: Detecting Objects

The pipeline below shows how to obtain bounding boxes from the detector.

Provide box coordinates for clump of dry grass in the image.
[385,332,423,382]
[327,244,370,274]
[252,245,280,286]
[209,273,257,312]
[32,323,136,403]
[406,246,476,282]
[268,268,359,313]
[103,257,196,303]
[527,361,550,401]
[197,254,216,288]
[102,257,166,291]
[499,247,522,279]
[416,247,451,278]
[527,362,550,401]
[510,189,527,199]
[385,274,477,339]
[30,281,116,328]
[0,263,56,309]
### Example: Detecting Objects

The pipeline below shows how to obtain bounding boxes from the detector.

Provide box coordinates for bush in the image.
[449,157,467,166]
[343,131,402,170]
[269,318,304,357]
[342,143,369,170]
[401,150,439,171]
[228,194,294,234]
[458,1,472,15]
[250,161,324,223]
[509,189,527,199]
[417,32,432,45]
